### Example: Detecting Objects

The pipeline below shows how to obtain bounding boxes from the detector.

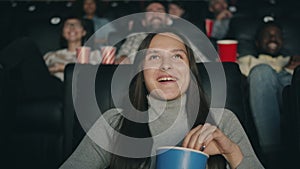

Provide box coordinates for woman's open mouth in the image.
[157,76,177,83]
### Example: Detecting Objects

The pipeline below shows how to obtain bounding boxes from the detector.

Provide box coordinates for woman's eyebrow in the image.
[147,49,187,55]
[146,49,160,54]
[171,49,187,55]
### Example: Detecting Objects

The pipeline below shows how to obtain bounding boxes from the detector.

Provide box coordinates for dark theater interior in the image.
[0,0,299,169]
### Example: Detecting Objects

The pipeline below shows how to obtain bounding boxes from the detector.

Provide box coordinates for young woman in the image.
[44,16,101,81]
[60,29,264,169]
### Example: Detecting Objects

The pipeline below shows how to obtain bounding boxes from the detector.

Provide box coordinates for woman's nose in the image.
[159,58,172,71]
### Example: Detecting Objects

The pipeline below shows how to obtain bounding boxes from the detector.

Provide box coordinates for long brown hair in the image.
[110,29,224,168]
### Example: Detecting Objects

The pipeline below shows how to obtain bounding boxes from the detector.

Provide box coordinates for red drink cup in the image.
[101,46,116,64]
[76,46,91,64]
[205,19,214,38]
[217,40,238,62]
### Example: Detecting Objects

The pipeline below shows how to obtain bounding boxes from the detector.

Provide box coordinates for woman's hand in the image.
[48,63,65,74]
[182,123,243,169]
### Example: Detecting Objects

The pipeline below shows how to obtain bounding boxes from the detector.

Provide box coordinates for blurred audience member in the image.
[238,21,300,156]
[115,1,209,64]
[44,16,101,81]
[208,0,233,40]
[82,0,116,47]
[115,1,169,64]
[168,1,188,21]
[168,1,198,29]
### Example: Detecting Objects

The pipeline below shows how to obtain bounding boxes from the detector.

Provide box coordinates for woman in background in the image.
[44,16,101,81]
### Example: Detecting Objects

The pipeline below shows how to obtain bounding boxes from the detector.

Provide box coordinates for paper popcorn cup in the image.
[76,46,91,64]
[101,46,116,64]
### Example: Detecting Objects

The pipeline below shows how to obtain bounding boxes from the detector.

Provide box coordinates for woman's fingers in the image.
[196,132,214,151]
[197,124,217,145]
[194,124,217,150]
[183,123,243,166]
[186,124,210,149]
[182,125,202,148]
[183,123,218,150]
[204,129,235,155]
[186,126,204,149]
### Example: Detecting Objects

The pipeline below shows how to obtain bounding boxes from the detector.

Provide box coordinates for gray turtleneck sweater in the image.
[60,95,264,169]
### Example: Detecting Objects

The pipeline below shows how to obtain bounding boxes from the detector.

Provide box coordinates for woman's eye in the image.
[149,55,160,60]
[172,54,182,59]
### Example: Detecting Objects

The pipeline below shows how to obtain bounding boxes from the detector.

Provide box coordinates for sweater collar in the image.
[147,94,187,123]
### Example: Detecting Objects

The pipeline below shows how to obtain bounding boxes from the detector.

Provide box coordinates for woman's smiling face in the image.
[143,33,190,100]
[62,19,86,43]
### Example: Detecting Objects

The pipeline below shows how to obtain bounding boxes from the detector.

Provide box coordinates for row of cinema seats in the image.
[22,14,300,60]
[0,62,260,169]
[2,0,300,55]
[0,1,75,51]
[0,1,96,55]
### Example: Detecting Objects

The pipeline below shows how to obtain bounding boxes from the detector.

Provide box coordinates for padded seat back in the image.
[282,65,300,167]
[227,17,262,56]
[24,18,62,55]
[10,99,64,169]
[1,72,66,169]
[277,17,300,56]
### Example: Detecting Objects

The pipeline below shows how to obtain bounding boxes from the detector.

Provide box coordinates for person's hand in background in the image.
[286,55,300,70]
[216,9,232,20]
[48,63,65,74]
